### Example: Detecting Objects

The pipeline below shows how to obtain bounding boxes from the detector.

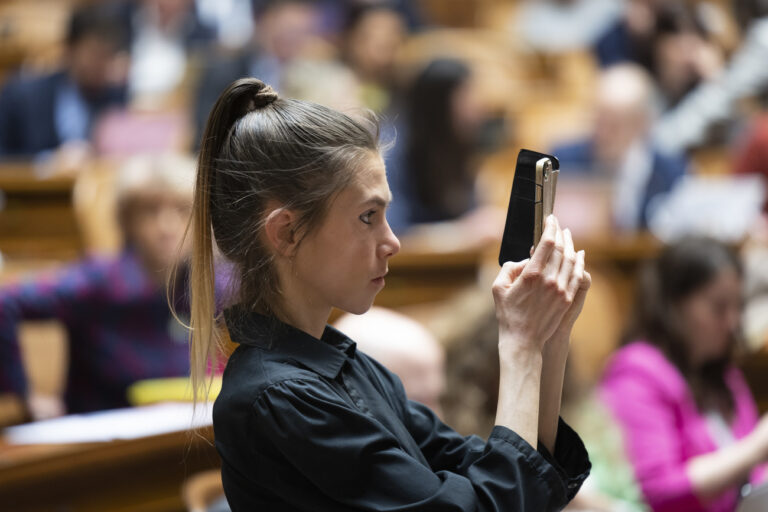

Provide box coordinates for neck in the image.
[276,262,331,339]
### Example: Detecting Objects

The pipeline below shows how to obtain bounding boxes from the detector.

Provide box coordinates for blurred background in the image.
[1,0,768,511]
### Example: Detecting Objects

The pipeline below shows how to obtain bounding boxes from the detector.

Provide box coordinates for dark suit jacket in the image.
[0,70,126,157]
[193,51,254,148]
[553,139,688,229]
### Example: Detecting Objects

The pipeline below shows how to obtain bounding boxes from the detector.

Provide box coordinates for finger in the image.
[528,215,557,274]
[566,250,585,298]
[542,217,564,282]
[495,259,529,287]
[557,229,576,297]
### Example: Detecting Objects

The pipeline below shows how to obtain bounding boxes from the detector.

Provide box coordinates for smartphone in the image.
[498,149,560,265]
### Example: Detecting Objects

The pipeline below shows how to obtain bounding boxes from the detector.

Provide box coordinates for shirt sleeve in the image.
[252,377,588,512]
[600,366,703,512]
[405,398,590,500]
[0,263,100,395]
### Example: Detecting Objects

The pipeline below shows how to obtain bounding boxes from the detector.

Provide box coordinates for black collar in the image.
[224,306,356,379]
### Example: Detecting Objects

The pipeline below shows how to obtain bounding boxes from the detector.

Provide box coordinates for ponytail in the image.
[185,79,278,406]
[174,77,379,407]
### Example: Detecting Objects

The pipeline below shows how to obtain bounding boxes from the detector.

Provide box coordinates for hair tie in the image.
[248,83,278,111]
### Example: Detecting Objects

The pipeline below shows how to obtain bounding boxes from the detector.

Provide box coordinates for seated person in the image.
[126,0,217,107]
[386,58,503,245]
[0,3,129,158]
[600,238,768,512]
[0,153,228,418]
[552,64,687,232]
[193,0,322,146]
[338,2,408,113]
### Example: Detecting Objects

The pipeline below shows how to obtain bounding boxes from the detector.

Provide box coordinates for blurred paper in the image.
[3,402,212,445]
[649,175,766,243]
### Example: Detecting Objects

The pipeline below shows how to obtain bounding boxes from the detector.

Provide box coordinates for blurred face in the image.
[655,33,703,104]
[592,99,647,165]
[259,3,319,62]
[346,9,405,83]
[678,267,743,366]
[292,153,400,315]
[124,191,192,272]
[451,78,485,143]
[68,36,124,95]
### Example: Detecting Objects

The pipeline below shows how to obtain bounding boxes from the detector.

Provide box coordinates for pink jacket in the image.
[599,341,766,512]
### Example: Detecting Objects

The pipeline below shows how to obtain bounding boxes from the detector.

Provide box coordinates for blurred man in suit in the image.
[553,64,688,232]
[0,3,129,158]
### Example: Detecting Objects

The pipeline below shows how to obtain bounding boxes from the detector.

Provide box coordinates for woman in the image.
[386,58,500,239]
[600,238,768,512]
[186,77,592,510]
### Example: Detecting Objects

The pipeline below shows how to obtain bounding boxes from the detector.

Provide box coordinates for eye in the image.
[359,210,376,225]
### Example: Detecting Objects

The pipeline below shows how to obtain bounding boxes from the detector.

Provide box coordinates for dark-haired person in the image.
[386,58,503,243]
[338,2,407,113]
[192,0,321,146]
[0,3,129,158]
[600,238,768,512]
[191,78,592,510]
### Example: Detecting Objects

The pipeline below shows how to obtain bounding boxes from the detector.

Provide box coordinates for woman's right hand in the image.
[492,215,584,357]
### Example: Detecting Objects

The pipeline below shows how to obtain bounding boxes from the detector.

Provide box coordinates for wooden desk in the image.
[0,427,220,512]
[0,165,81,260]
[374,246,487,308]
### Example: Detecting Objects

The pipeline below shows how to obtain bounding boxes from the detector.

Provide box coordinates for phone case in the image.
[498,149,560,265]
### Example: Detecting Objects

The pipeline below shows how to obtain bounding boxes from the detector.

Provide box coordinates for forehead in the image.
[339,152,390,201]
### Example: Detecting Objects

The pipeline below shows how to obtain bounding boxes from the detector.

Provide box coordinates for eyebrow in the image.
[360,194,392,208]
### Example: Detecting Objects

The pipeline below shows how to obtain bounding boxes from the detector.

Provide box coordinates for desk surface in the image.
[0,427,219,512]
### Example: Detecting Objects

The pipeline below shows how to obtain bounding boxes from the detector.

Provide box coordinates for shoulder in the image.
[601,341,687,397]
[217,344,328,407]
[552,139,594,170]
[0,71,62,101]
[651,148,688,181]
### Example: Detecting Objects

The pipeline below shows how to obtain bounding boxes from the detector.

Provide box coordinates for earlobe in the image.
[263,207,297,257]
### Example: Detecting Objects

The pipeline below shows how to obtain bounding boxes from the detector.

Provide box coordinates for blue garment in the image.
[0,70,126,157]
[553,139,687,229]
[594,19,632,68]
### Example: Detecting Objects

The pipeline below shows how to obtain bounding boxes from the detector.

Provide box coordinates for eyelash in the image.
[360,210,376,225]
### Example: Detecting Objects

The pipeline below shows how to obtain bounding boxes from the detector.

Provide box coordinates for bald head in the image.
[334,308,445,415]
[593,64,655,165]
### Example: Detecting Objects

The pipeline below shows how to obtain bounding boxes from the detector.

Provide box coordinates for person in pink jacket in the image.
[600,237,768,512]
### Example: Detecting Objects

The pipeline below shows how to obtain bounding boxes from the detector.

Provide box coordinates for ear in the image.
[263,207,298,257]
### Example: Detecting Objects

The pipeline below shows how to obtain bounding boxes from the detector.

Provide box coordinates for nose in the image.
[379,221,401,259]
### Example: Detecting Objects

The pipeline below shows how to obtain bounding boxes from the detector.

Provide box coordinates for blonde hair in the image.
[115,152,196,227]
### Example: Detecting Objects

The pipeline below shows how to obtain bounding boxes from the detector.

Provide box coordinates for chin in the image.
[337,297,377,316]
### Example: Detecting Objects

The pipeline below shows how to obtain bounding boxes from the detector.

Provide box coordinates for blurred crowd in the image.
[2,1,768,511]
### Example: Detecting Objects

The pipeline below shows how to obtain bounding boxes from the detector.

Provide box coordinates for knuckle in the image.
[540,237,556,250]
[523,269,541,283]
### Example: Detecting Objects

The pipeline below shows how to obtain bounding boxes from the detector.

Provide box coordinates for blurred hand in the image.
[492,216,589,356]
[26,392,65,421]
[748,414,768,460]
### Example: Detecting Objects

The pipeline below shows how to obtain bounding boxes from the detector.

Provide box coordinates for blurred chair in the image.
[182,469,228,512]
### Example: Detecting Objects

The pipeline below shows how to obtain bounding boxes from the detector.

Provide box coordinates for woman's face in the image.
[292,153,401,315]
[678,267,743,365]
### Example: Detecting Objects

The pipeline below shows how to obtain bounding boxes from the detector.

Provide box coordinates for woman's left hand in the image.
[545,226,591,348]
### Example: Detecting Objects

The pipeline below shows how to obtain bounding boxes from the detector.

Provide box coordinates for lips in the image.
[372,269,388,280]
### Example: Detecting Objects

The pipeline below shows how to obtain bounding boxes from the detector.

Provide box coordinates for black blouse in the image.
[213,307,591,511]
